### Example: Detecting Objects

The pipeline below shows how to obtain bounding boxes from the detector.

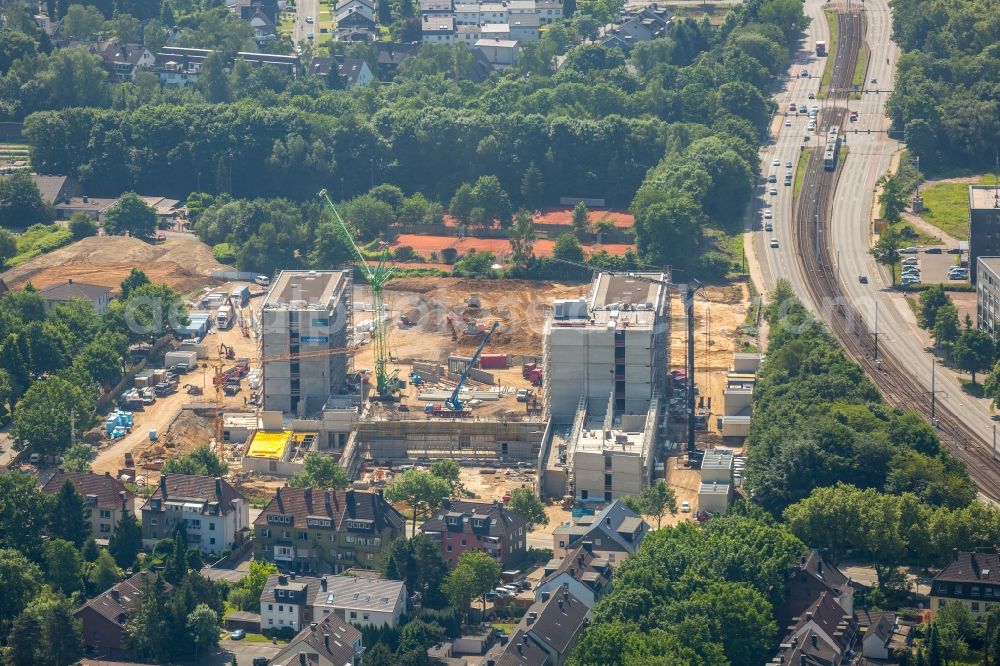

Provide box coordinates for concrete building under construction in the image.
[261,270,353,416]
[541,272,670,501]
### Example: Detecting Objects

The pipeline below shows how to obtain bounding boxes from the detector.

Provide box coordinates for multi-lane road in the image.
[750,0,1000,499]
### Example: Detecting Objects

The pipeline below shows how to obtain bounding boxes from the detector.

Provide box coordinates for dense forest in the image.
[888,0,1000,172]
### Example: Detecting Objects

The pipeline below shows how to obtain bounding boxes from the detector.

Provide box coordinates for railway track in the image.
[791,11,1000,501]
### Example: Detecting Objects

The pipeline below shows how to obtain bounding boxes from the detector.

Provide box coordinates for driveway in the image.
[202,637,282,666]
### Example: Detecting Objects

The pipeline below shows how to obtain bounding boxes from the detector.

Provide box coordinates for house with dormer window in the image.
[420,498,527,568]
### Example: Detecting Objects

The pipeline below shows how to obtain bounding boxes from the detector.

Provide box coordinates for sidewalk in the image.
[900,210,960,248]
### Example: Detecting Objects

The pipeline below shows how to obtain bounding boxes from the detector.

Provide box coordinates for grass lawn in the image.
[900,223,938,246]
[817,10,838,99]
[793,148,812,199]
[8,223,73,267]
[493,622,517,634]
[709,229,747,279]
[850,42,869,99]
[917,175,998,241]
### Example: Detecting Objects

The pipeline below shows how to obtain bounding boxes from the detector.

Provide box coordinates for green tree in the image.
[68,212,98,240]
[932,301,960,352]
[449,183,476,225]
[161,445,228,476]
[74,332,126,386]
[124,575,172,662]
[384,469,452,536]
[441,559,477,621]
[506,487,548,530]
[119,267,150,300]
[520,162,544,209]
[984,361,1000,409]
[61,4,104,39]
[871,227,902,285]
[345,194,395,240]
[50,479,90,546]
[877,174,907,225]
[918,284,950,329]
[288,452,350,489]
[0,228,16,266]
[0,548,42,637]
[43,538,84,594]
[508,209,536,265]
[88,548,123,594]
[187,603,220,658]
[553,232,584,263]
[199,50,232,102]
[103,192,157,238]
[109,505,142,569]
[7,612,42,666]
[108,13,141,42]
[0,474,53,560]
[953,327,994,383]
[326,59,346,89]
[622,480,678,528]
[0,31,38,74]
[12,374,93,457]
[228,559,279,611]
[470,175,511,226]
[571,201,590,235]
[0,171,50,229]
[431,458,462,495]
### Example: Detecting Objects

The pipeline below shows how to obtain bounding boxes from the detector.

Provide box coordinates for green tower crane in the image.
[318,189,399,398]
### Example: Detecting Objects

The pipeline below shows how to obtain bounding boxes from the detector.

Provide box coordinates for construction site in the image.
[75,193,755,521]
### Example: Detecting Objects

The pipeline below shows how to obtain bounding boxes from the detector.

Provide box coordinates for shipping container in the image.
[478,354,509,369]
[165,350,199,368]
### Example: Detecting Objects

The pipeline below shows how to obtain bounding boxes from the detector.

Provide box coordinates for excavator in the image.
[426,321,500,417]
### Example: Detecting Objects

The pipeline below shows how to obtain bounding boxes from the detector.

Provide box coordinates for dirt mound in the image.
[134,408,213,465]
[2,236,228,294]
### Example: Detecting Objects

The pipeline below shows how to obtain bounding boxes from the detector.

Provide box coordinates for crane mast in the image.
[318,189,399,398]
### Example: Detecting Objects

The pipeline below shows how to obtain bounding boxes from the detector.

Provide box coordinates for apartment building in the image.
[930,550,1000,618]
[535,544,612,609]
[261,270,353,416]
[140,474,249,556]
[253,487,406,574]
[259,573,407,631]
[969,185,1000,284]
[977,257,1000,340]
[420,499,527,568]
[42,471,136,541]
[551,498,648,563]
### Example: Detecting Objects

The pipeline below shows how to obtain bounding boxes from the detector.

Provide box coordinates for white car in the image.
[763,209,773,219]
[785,119,792,127]
[769,187,778,195]
[772,159,780,166]
[305,15,314,22]
[680,501,691,513]
[901,257,919,265]
[769,238,779,248]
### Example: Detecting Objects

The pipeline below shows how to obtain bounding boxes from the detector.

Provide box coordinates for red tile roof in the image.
[42,470,135,508]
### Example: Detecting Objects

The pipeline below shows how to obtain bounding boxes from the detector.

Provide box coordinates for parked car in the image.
[785,119,792,127]
[925,247,943,254]
[254,275,270,286]
[772,158,780,166]
[765,223,774,232]
[680,501,691,512]
[808,92,816,99]
[947,248,963,254]
[769,187,778,195]
[231,630,246,640]
[769,238,779,248]
[785,161,793,168]
[763,209,773,219]
[516,388,530,402]
[902,257,919,265]
[899,247,919,254]
[859,275,868,284]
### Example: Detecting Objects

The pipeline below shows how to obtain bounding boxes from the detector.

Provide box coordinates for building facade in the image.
[552,498,648,563]
[930,551,1000,618]
[420,499,527,568]
[253,487,406,573]
[39,279,113,314]
[259,572,407,632]
[969,185,1000,284]
[261,270,352,416]
[42,471,136,540]
[140,474,249,556]
[977,257,1000,341]
[76,572,169,660]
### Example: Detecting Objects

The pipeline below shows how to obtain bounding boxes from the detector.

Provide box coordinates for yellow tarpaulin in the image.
[247,430,290,459]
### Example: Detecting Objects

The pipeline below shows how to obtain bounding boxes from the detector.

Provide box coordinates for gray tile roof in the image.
[421,499,526,540]
[39,280,112,302]
[75,571,169,627]
[142,474,245,516]
[934,551,1000,584]
[271,613,361,666]
[42,470,135,508]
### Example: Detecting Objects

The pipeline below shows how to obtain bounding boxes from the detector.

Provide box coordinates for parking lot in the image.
[203,636,281,665]
[898,245,968,285]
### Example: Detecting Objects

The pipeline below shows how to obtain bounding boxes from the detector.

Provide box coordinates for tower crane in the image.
[318,189,399,398]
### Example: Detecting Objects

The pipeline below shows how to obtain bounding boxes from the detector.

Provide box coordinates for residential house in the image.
[155,46,210,85]
[475,39,518,67]
[611,5,672,43]
[600,33,633,51]
[551,498,648,564]
[309,56,374,89]
[335,5,377,31]
[30,174,81,206]
[857,610,907,660]
[39,279,113,314]
[140,474,249,556]
[53,195,118,221]
[773,591,858,666]
[335,0,375,19]
[508,14,539,41]
[534,544,611,609]
[484,589,590,666]
[454,2,479,24]
[247,10,279,45]
[929,550,1000,619]
[422,15,456,44]
[269,613,363,666]
[253,487,406,573]
[420,499,527,568]
[230,0,279,23]
[536,0,563,24]
[76,572,170,660]
[42,470,136,541]
[333,26,376,41]
[478,2,508,23]
[238,51,299,75]
[456,24,481,45]
[376,42,419,77]
[776,549,854,631]
[99,43,155,82]
[419,0,454,14]
[260,573,407,632]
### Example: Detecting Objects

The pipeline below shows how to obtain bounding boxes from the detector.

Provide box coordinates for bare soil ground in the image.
[668,284,752,440]
[2,236,228,294]
[663,457,702,525]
